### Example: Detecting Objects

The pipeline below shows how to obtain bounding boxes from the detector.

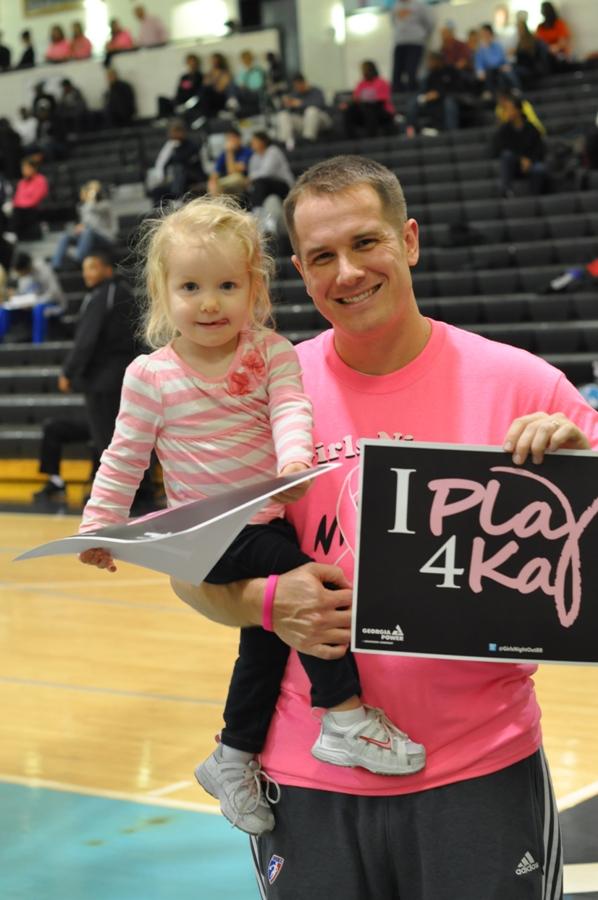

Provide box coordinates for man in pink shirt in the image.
[174,156,598,899]
[133,4,169,47]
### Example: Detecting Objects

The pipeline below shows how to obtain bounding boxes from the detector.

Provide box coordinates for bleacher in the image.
[0,64,597,501]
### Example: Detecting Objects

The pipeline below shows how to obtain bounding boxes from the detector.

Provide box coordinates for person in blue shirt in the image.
[207,126,253,197]
[475,23,519,95]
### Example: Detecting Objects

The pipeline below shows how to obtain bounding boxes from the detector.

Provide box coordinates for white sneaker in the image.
[194,748,280,835]
[311,706,426,775]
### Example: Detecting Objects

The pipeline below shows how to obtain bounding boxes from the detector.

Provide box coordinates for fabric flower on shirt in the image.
[241,349,266,380]
[228,369,252,396]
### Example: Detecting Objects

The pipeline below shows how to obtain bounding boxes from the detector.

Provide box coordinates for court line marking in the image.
[147,780,195,797]
[0,581,194,614]
[563,862,598,893]
[0,675,224,707]
[0,772,220,814]
[557,778,598,812]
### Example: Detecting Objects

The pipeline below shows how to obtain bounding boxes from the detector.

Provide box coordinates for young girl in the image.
[79,196,425,836]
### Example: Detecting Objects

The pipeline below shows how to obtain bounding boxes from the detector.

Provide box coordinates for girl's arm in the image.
[264,334,314,472]
[80,358,162,533]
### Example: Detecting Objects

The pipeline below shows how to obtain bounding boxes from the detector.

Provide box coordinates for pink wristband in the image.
[262,574,279,632]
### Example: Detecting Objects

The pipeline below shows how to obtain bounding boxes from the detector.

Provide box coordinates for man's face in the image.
[292,79,306,94]
[292,185,419,347]
[83,257,112,289]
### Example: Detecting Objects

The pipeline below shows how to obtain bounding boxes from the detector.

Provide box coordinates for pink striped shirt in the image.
[80,329,313,531]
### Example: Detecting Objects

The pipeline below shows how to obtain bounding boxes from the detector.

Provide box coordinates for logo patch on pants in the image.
[268,854,284,885]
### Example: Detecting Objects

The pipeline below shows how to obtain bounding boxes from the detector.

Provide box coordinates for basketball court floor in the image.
[1,510,597,899]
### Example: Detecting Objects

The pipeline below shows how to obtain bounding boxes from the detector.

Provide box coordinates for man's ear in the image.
[291,253,303,279]
[403,218,420,268]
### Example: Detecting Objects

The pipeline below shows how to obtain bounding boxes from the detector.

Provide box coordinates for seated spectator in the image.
[341,60,395,139]
[207,126,252,196]
[9,157,49,239]
[16,30,35,70]
[584,114,598,170]
[275,73,331,151]
[158,53,203,119]
[70,21,92,60]
[247,131,294,212]
[52,180,116,271]
[134,4,168,48]
[0,118,23,181]
[491,93,548,196]
[194,52,233,123]
[475,23,519,95]
[234,50,266,116]
[33,104,66,162]
[513,19,550,87]
[235,49,266,93]
[405,52,462,137]
[536,2,572,68]
[32,81,56,119]
[105,18,134,66]
[103,68,136,127]
[45,25,71,63]
[439,20,473,72]
[33,418,96,503]
[12,108,37,148]
[1,251,64,341]
[146,118,202,206]
[0,31,11,71]
[495,88,545,135]
[265,51,287,99]
[56,78,88,134]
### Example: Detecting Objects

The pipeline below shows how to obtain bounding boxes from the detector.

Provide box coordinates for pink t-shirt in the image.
[45,39,71,62]
[260,321,598,795]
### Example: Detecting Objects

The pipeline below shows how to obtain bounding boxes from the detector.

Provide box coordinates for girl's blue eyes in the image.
[180,282,237,291]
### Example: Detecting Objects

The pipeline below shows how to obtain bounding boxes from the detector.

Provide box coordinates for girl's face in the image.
[166,236,254,367]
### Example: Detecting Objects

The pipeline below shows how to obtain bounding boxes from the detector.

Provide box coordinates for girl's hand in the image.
[79,547,117,572]
[273,462,312,504]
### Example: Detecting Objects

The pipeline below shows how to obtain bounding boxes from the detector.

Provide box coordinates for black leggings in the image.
[205,519,361,753]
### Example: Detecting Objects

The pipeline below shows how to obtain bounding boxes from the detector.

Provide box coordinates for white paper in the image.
[15,465,339,584]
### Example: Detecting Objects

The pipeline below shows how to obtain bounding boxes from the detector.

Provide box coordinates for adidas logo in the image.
[515,851,540,875]
[392,624,404,640]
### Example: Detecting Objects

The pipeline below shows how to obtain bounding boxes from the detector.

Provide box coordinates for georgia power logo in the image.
[362,624,405,643]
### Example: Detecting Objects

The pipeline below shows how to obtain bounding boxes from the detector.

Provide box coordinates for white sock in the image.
[326,705,367,729]
[219,744,255,764]
[49,475,65,488]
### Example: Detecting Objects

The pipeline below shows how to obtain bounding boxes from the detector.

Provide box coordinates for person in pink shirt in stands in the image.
[105,18,134,64]
[341,60,395,138]
[133,4,169,47]
[45,25,71,63]
[70,21,93,60]
[173,155,598,899]
[10,157,49,239]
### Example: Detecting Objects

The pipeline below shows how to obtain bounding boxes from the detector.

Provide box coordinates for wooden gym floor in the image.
[1,508,597,899]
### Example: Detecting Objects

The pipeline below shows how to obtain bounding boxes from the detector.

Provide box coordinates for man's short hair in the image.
[84,250,113,268]
[225,126,241,137]
[14,252,32,272]
[291,73,305,82]
[283,155,407,255]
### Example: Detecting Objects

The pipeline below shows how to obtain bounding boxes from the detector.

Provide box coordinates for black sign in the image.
[353,441,598,664]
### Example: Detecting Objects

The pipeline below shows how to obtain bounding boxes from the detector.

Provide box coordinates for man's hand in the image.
[58,374,71,393]
[272,461,312,504]
[272,563,352,659]
[520,156,532,173]
[503,412,591,465]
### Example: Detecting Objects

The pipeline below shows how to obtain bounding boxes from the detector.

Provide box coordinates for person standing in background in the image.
[0,32,11,71]
[133,5,169,48]
[16,30,35,69]
[392,0,435,93]
[70,22,93,61]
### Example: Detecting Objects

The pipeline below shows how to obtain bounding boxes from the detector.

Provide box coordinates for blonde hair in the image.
[138,195,274,349]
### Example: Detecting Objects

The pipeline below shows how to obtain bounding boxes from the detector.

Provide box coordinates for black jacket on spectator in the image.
[491,119,545,161]
[62,276,139,393]
[421,65,464,97]
[175,70,203,106]
[0,43,11,71]
[17,46,34,69]
[104,79,136,126]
